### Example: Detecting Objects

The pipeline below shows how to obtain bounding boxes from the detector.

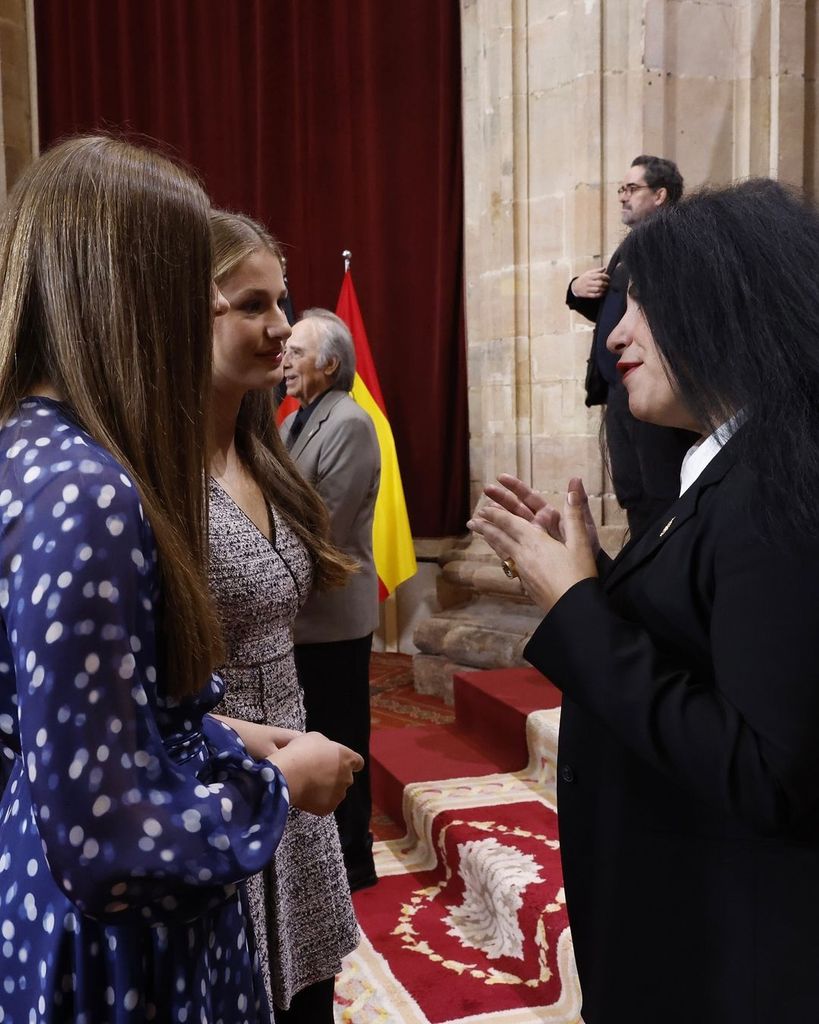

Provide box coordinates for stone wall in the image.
[0,0,35,195]
[463,0,818,523]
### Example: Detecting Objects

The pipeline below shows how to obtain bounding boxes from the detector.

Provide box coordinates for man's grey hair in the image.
[299,308,356,392]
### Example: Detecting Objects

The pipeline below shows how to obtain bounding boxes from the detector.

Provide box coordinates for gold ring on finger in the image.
[501,557,519,579]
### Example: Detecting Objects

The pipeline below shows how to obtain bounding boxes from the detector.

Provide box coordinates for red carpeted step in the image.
[453,667,561,770]
[371,723,511,829]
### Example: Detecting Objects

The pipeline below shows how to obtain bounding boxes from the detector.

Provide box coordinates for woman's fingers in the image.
[469,503,526,549]
[474,502,534,543]
[487,475,565,539]
[467,512,516,558]
[564,485,588,547]
[567,476,602,556]
[470,505,561,576]
[496,474,549,515]
[470,485,598,615]
[563,485,600,577]
[484,482,535,522]
[568,476,593,515]
[533,505,562,540]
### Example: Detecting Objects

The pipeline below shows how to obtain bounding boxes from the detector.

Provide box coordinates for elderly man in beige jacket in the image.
[281,307,381,891]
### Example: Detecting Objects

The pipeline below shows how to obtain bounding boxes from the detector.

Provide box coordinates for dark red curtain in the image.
[33,0,467,537]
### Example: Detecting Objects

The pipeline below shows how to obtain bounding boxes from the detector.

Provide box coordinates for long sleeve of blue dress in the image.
[0,397,287,1022]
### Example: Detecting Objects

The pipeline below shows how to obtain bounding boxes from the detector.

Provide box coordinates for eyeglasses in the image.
[617,184,651,197]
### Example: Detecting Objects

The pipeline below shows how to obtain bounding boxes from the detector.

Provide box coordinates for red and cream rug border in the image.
[334,709,583,1024]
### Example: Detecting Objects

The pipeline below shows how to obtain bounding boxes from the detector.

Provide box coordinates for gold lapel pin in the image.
[660,516,676,537]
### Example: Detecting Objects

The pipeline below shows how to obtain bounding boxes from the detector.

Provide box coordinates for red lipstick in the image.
[617,361,641,381]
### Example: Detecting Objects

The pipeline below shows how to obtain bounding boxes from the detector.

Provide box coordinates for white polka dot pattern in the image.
[0,398,289,1022]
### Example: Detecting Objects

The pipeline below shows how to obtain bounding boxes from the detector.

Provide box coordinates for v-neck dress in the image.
[0,398,290,1024]
[207,480,359,1011]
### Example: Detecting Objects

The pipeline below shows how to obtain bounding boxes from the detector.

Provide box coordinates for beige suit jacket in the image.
[282,389,381,643]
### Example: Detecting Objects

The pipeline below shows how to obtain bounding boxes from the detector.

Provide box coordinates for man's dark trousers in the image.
[295,633,376,890]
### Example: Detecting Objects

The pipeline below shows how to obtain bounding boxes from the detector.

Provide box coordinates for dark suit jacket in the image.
[525,438,819,1022]
[566,248,627,407]
[281,390,380,643]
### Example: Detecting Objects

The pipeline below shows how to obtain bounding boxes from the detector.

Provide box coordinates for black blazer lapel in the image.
[603,438,739,592]
[605,243,623,277]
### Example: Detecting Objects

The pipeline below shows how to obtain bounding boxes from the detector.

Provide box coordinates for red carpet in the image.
[369,652,455,841]
[335,656,581,1023]
[369,664,562,840]
[351,801,569,1022]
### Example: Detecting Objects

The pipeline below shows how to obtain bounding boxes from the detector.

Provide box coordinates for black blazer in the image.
[566,248,627,407]
[525,438,819,1023]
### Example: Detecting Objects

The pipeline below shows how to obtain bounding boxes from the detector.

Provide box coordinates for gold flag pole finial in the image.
[342,249,352,273]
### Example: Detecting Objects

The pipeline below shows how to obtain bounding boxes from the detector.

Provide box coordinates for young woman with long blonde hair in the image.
[208,209,360,1023]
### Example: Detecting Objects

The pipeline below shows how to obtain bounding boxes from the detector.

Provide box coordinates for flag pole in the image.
[342,249,352,274]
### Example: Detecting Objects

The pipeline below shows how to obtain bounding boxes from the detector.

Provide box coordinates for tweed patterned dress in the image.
[208,480,359,1011]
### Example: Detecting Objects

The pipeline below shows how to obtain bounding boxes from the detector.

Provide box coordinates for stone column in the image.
[416,0,617,700]
[414,0,819,699]
[461,0,533,505]
[0,0,36,195]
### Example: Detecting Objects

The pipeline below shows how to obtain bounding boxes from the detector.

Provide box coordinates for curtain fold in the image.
[34,0,468,537]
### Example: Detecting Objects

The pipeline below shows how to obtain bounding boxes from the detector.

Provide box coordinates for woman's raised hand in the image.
[268,732,364,817]
[484,474,562,540]
[483,474,601,556]
[469,477,599,615]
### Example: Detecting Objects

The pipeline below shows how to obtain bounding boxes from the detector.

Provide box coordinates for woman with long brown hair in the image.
[0,137,359,1023]
[208,209,360,1023]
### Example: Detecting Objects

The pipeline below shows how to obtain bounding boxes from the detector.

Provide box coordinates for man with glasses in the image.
[566,155,693,539]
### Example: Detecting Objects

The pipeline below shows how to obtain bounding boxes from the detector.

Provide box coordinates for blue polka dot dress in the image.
[0,398,290,1023]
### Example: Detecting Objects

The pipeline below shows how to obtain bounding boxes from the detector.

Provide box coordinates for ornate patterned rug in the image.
[334,709,582,1024]
[369,652,455,731]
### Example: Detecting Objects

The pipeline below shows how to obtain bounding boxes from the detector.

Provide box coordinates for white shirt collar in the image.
[679,415,742,496]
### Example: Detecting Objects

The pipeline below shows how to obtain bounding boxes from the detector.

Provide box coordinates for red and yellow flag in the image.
[277,273,417,599]
[337,271,417,599]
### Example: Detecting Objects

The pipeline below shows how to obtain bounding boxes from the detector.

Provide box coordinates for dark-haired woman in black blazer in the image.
[470,180,819,1023]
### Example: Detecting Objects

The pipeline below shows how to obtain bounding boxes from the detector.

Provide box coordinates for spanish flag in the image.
[336,271,417,599]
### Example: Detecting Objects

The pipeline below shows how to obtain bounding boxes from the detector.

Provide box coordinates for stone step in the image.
[370,723,512,831]
[453,667,562,770]
[372,706,563,878]
[370,666,562,832]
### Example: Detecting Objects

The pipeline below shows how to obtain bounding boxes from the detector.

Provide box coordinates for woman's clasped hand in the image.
[211,714,363,818]
[468,474,599,614]
[268,731,363,817]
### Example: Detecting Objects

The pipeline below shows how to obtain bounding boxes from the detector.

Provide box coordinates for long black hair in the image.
[620,178,819,538]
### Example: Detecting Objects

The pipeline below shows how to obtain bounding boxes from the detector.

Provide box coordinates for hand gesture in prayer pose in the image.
[469,476,599,615]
